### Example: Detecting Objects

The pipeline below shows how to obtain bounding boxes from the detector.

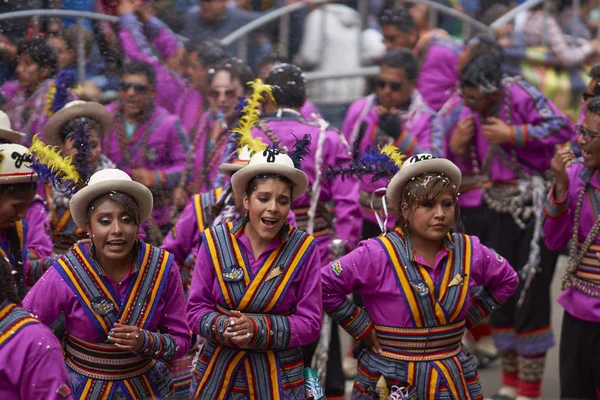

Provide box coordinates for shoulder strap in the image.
[0,302,39,350]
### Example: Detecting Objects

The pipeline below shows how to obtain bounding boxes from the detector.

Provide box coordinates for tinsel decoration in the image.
[231,79,273,155]
[289,134,311,169]
[325,144,405,183]
[28,135,81,193]
[45,70,77,116]
[69,119,93,185]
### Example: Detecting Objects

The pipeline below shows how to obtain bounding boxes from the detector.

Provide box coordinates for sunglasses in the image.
[119,82,149,93]
[209,88,237,99]
[374,77,403,92]
[576,124,600,140]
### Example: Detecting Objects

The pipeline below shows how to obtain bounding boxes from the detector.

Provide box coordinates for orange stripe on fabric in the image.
[0,317,38,343]
[217,352,246,399]
[79,379,93,399]
[228,224,251,286]
[268,351,281,400]
[140,375,155,397]
[237,246,283,311]
[428,368,439,400]
[58,258,110,333]
[74,246,119,313]
[120,243,152,322]
[123,380,136,396]
[0,303,16,319]
[450,235,471,322]
[415,263,447,325]
[193,195,205,233]
[437,246,454,301]
[206,230,234,309]
[381,237,423,327]
[138,251,169,327]
[434,361,461,400]
[195,346,223,397]
[244,358,256,399]
[265,236,313,312]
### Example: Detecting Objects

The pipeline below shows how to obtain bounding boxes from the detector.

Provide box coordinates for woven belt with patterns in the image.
[65,335,156,380]
[374,320,465,362]
[293,205,332,237]
[574,243,600,290]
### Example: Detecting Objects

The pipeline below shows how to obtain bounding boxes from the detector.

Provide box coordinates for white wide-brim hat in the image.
[0,111,26,144]
[0,144,38,184]
[219,145,252,174]
[70,169,153,230]
[386,154,462,207]
[44,100,114,147]
[231,149,308,202]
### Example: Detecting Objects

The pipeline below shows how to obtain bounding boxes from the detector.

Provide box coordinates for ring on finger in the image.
[232,332,238,337]
[127,333,130,338]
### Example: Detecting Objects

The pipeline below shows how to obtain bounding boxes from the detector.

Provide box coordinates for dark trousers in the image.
[461,204,557,339]
[302,321,345,397]
[560,311,600,399]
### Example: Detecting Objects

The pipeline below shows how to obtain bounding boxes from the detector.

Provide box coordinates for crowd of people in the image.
[0,0,600,400]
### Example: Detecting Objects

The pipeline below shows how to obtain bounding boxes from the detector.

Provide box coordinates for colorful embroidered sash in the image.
[293,204,332,238]
[576,242,600,283]
[195,221,314,399]
[55,241,172,336]
[193,187,223,234]
[375,230,474,400]
[55,242,173,398]
[376,229,472,328]
[0,302,39,350]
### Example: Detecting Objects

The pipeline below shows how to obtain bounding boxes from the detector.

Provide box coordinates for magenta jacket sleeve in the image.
[119,13,181,113]
[542,163,582,250]
[161,198,197,267]
[153,117,188,190]
[186,235,217,337]
[145,16,180,60]
[17,323,74,400]
[24,199,55,285]
[466,235,519,328]
[325,133,361,251]
[321,241,378,339]
[140,262,191,360]
[341,99,363,142]
[396,109,437,155]
[22,267,68,326]
[509,81,574,148]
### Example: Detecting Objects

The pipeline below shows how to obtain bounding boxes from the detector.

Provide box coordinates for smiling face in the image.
[243,178,292,246]
[578,109,600,170]
[0,188,36,228]
[86,196,139,263]
[118,73,155,119]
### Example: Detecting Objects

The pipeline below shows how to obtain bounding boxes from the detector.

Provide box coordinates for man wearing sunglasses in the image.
[103,61,190,244]
[342,49,439,239]
[447,53,575,400]
[379,7,463,112]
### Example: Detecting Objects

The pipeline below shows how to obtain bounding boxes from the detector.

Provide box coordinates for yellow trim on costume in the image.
[434,361,460,400]
[237,246,283,310]
[428,368,439,400]
[380,237,424,327]
[218,351,246,399]
[244,359,256,398]
[450,235,472,322]
[206,229,234,309]
[57,257,110,333]
[267,351,281,400]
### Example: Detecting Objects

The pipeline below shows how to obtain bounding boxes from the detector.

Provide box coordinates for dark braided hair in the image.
[0,254,20,305]
[467,35,504,64]
[379,7,418,32]
[265,63,306,109]
[460,54,503,92]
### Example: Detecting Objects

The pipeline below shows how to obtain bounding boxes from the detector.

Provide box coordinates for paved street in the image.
[343,256,567,399]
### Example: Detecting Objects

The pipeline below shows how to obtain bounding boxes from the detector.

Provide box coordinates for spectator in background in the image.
[298,1,385,128]
[118,0,186,114]
[258,52,320,120]
[480,3,512,47]
[379,7,463,111]
[0,38,78,145]
[517,2,600,67]
[47,26,102,101]
[103,61,189,244]
[182,0,271,70]
[559,0,597,41]
[172,59,252,210]
[179,40,228,133]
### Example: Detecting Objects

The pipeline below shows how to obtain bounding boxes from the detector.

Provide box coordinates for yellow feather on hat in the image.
[29,134,80,188]
[231,79,274,155]
[379,144,406,169]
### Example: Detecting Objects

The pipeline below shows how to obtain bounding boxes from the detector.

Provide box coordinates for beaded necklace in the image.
[563,182,600,296]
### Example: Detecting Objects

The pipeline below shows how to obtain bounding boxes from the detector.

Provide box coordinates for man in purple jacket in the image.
[103,62,189,244]
[379,7,463,111]
[342,49,440,239]
[446,54,575,400]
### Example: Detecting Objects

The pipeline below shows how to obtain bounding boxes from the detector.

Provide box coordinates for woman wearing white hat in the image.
[0,143,54,297]
[23,168,191,399]
[321,153,519,399]
[41,100,116,251]
[186,148,322,399]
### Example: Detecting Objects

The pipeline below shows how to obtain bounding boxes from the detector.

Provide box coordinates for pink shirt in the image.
[187,227,323,348]
[23,255,190,359]
[0,312,73,399]
[322,234,518,327]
